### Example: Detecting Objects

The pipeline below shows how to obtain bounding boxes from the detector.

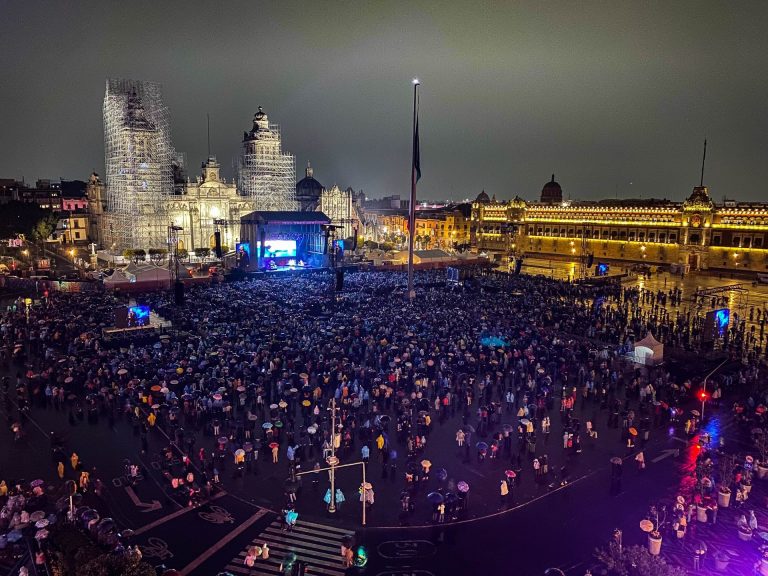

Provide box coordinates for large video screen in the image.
[127,305,150,327]
[258,239,296,258]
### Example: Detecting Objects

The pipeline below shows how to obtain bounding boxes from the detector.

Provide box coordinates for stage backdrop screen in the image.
[258,239,296,258]
[127,305,150,327]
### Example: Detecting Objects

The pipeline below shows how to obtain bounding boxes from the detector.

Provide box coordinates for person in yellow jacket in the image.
[79,470,90,491]
[70,452,79,471]
[0,480,7,497]
[148,412,156,427]
[57,461,65,479]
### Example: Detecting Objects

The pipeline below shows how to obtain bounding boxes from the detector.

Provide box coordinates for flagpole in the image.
[407,79,420,301]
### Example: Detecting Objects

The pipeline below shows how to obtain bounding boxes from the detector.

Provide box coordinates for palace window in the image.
[659,233,666,242]
[689,234,700,244]
[712,235,722,246]
[628,232,636,241]
[669,234,677,242]
[648,233,656,242]
[754,237,763,248]
[619,231,627,239]
[744,237,752,248]
[638,232,645,241]
[733,236,741,247]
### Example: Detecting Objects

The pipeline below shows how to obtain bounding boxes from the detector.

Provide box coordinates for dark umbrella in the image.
[476,442,488,451]
[457,481,470,493]
[426,491,444,504]
[435,468,448,481]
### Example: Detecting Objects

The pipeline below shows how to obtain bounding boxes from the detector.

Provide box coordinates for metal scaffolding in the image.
[319,185,357,239]
[102,79,174,251]
[237,107,298,211]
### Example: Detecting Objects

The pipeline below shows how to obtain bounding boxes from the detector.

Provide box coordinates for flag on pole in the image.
[413,96,421,183]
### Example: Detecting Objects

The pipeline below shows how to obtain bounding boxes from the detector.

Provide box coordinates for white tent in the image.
[103,263,171,287]
[633,332,664,366]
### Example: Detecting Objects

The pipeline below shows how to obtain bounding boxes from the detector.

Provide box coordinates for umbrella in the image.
[463,425,476,434]
[628,428,638,436]
[235,449,245,458]
[444,492,458,504]
[213,393,223,401]
[520,418,531,426]
[35,519,49,528]
[29,510,45,521]
[610,457,623,465]
[170,380,179,386]
[262,422,273,429]
[274,420,284,428]
[278,400,288,409]
[151,385,162,392]
[426,491,444,504]
[504,470,517,479]
[269,442,279,449]
[639,519,655,533]
[302,400,311,407]
[151,404,160,410]
[117,369,128,376]
[307,426,317,435]
[153,342,162,349]
[64,376,74,384]
[299,373,309,380]
[237,386,246,393]
[361,482,373,490]
[35,529,49,540]
[502,424,514,433]
[690,410,701,417]
[420,459,432,469]
[476,442,488,451]
[30,479,45,488]
[269,404,278,410]
[6,530,23,543]
[457,481,470,493]
[435,468,448,481]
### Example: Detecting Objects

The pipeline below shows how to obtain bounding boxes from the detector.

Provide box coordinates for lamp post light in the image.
[327,397,339,514]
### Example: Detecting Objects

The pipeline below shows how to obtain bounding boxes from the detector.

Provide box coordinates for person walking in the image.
[272,443,279,464]
[500,479,509,506]
[456,429,465,448]
[57,461,65,479]
[635,451,645,472]
[70,451,79,471]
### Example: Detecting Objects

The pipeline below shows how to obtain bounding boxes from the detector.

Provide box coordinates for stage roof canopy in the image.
[241,211,331,225]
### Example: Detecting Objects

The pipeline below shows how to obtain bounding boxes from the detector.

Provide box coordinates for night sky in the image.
[2,1,768,202]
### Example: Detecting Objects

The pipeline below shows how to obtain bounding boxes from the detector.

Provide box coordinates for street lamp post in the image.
[701,358,728,420]
[327,397,338,514]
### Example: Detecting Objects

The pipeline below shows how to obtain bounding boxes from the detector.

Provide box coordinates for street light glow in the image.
[412,78,420,85]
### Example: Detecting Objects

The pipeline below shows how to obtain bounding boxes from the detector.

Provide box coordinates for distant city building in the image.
[365,194,409,210]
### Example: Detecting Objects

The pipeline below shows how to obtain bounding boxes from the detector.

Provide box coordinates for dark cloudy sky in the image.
[2,1,768,202]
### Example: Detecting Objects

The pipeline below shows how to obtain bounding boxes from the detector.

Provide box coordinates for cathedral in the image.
[90,79,363,255]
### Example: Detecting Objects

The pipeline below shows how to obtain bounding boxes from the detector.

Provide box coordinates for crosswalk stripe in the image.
[265,522,352,541]
[237,539,345,568]
[238,539,342,562]
[291,518,353,535]
[222,518,350,576]
[262,529,343,552]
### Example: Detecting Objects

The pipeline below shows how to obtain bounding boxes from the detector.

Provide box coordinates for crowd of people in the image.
[1,267,768,572]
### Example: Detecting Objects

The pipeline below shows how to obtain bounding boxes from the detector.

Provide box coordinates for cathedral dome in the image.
[296,162,324,211]
[540,174,563,204]
[475,190,490,204]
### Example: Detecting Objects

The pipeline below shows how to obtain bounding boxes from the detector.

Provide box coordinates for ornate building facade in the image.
[471,177,768,273]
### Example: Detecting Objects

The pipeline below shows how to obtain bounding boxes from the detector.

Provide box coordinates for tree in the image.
[596,543,686,576]
[31,211,59,242]
[148,248,168,263]
[195,247,211,260]
[77,552,157,576]
[122,249,135,262]
[176,248,189,261]
[132,249,146,264]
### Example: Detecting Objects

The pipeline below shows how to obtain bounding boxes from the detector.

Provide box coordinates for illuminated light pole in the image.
[700,358,728,420]
[327,397,339,514]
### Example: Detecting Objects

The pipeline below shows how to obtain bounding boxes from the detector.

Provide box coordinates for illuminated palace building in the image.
[472,175,768,273]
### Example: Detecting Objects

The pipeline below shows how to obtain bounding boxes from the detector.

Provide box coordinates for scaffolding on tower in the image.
[237,107,298,212]
[102,79,175,252]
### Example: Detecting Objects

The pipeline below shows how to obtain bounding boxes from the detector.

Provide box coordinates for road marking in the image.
[132,491,227,536]
[179,508,270,576]
[651,449,679,463]
[125,486,162,512]
[224,518,351,576]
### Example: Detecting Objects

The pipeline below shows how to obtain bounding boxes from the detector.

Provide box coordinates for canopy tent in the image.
[103,262,188,291]
[633,332,664,366]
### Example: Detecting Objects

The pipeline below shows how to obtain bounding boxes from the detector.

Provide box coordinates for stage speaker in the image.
[214,231,222,258]
[352,228,358,251]
[335,269,344,292]
[587,253,594,268]
[514,258,523,275]
[174,281,185,305]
